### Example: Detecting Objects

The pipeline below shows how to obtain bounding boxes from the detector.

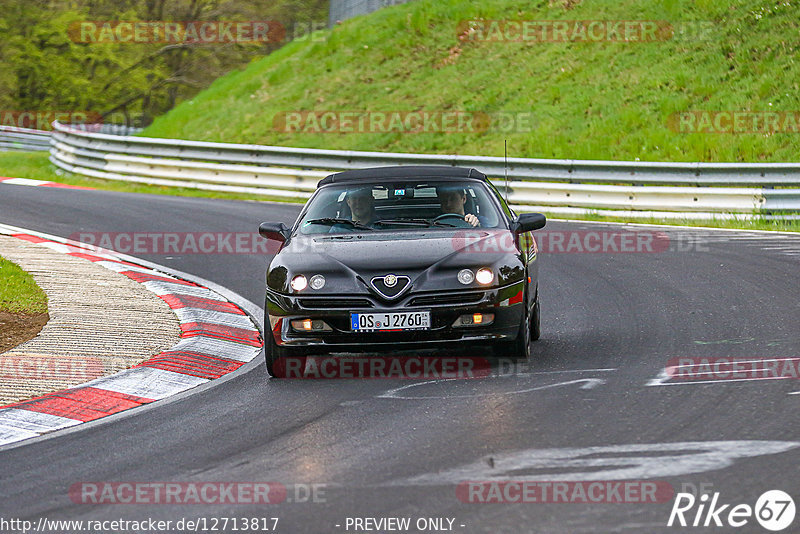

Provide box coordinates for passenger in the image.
[436,186,480,227]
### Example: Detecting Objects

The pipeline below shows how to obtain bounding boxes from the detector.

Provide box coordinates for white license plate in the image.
[351,311,430,332]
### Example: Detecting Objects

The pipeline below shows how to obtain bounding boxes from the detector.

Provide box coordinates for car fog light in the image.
[310,274,326,290]
[453,313,495,327]
[290,319,332,332]
[291,275,307,291]
[475,268,494,285]
[458,269,474,285]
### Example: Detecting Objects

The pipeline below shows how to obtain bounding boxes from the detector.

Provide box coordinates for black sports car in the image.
[258,166,546,377]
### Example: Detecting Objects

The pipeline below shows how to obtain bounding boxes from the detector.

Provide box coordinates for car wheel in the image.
[264,328,307,378]
[264,332,285,378]
[495,300,531,361]
[531,292,541,342]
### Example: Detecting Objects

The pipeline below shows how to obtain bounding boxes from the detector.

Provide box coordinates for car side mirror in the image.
[259,222,290,243]
[513,213,546,234]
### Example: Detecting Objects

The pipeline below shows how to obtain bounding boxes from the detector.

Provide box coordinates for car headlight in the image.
[291,274,308,292]
[475,268,494,285]
[309,274,326,290]
[457,269,474,285]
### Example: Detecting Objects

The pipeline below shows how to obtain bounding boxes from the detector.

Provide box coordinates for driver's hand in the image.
[465,214,480,227]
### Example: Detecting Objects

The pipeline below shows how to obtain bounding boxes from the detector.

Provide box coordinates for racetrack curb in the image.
[0,176,93,190]
[0,224,263,447]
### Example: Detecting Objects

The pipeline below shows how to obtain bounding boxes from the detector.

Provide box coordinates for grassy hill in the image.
[143,0,800,163]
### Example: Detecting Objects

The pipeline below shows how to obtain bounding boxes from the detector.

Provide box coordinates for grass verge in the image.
[0,256,48,315]
[143,0,800,163]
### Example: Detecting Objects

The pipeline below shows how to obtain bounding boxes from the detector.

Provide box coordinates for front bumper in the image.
[265,282,525,351]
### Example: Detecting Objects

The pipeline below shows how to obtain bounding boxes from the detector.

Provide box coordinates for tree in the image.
[0,0,329,127]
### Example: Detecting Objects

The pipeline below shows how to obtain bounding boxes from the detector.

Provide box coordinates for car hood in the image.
[267,230,523,294]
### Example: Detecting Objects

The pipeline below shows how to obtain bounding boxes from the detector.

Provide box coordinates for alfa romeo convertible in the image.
[258,166,546,377]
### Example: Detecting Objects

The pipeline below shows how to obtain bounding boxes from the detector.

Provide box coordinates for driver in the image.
[345,187,378,226]
[436,185,480,227]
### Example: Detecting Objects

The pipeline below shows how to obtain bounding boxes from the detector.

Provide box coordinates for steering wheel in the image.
[432,213,465,222]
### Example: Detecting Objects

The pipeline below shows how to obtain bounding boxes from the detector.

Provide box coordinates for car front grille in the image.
[299,297,374,309]
[407,291,485,307]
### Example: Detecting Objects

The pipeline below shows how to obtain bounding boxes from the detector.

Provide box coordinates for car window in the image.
[487,180,516,219]
[296,180,505,235]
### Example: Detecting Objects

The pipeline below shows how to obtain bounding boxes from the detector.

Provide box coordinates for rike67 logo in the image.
[668,490,795,531]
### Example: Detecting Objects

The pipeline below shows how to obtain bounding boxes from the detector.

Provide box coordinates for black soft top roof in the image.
[317,166,488,187]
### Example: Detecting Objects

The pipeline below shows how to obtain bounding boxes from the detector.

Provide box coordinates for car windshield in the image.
[296,180,505,235]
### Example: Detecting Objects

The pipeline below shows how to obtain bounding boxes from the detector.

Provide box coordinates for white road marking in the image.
[378,378,606,400]
[649,376,795,387]
[647,357,800,387]
[645,367,673,386]
[387,441,800,485]
[501,367,617,376]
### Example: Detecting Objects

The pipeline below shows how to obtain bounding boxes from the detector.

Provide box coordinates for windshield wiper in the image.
[373,218,433,227]
[373,218,458,228]
[304,218,374,231]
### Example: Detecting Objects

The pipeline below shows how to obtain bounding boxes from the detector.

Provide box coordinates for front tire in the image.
[531,293,540,342]
[264,332,286,377]
[264,328,306,378]
[495,302,531,361]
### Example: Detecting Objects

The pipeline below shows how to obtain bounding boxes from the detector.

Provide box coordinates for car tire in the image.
[264,333,285,378]
[264,328,307,378]
[531,292,541,342]
[495,299,531,361]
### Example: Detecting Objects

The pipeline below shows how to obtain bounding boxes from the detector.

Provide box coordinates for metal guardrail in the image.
[63,123,145,136]
[329,0,415,25]
[1,124,142,152]
[0,125,51,152]
[48,121,800,218]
